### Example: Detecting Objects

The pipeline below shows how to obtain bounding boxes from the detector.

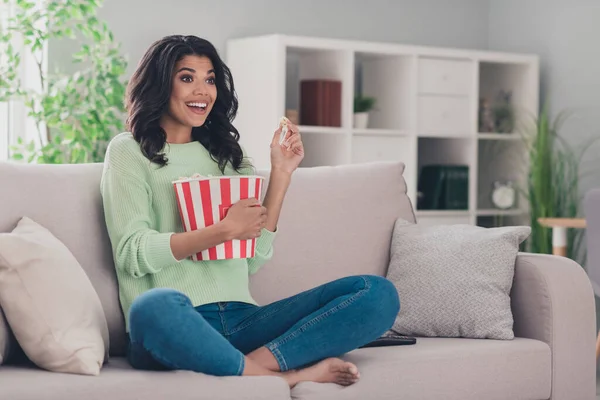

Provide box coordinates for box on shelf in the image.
[417,165,469,210]
[300,79,342,127]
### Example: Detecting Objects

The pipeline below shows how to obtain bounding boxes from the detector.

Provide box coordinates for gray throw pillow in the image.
[386,218,531,340]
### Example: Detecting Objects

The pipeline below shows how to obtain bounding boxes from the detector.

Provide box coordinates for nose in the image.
[193,81,210,96]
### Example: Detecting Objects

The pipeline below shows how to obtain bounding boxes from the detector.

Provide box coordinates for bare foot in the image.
[283,358,360,388]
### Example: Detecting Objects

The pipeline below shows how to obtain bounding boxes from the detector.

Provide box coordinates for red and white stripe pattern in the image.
[173,175,265,261]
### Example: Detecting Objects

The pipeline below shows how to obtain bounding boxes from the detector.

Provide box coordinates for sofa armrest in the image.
[0,307,13,365]
[511,252,596,400]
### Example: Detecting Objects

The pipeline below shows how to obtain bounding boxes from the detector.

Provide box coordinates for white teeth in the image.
[186,102,207,108]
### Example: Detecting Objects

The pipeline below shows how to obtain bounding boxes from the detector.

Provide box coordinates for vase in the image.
[353,112,369,129]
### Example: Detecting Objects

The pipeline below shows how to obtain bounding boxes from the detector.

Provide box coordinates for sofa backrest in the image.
[249,161,415,304]
[0,160,415,356]
[0,162,126,355]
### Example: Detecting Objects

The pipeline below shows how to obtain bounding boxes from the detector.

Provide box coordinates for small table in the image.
[536,218,587,257]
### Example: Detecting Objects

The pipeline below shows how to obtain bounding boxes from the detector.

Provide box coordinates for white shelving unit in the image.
[226,34,539,227]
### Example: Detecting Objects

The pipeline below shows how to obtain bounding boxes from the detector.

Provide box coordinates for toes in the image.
[337,370,360,386]
[337,376,359,386]
[344,362,359,375]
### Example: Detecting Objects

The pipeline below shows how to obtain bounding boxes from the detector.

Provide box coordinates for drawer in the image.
[418,58,472,96]
[418,96,471,136]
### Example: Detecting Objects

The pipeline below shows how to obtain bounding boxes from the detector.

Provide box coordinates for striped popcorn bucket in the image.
[172,175,265,261]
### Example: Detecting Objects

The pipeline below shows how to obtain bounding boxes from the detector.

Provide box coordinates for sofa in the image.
[0,160,596,400]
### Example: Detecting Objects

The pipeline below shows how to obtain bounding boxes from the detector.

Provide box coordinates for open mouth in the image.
[186,102,208,115]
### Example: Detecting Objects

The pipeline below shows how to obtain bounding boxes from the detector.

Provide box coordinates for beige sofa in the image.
[0,160,596,400]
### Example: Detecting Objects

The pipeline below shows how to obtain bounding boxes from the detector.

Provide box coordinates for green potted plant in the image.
[519,105,599,264]
[0,0,128,164]
[353,95,376,129]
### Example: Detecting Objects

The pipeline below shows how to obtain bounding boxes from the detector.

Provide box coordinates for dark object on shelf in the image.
[478,91,515,134]
[478,98,495,132]
[417,165,469,210]
[300,80,342,127]
[492,90,515,133]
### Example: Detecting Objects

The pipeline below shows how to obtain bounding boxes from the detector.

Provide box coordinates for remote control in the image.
[359,335,417,348]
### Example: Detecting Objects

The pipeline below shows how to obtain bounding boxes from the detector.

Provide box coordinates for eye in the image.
[206,76,216,85]
[180,74,193,83]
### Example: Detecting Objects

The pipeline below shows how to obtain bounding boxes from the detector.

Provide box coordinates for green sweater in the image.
[100,132,276,330]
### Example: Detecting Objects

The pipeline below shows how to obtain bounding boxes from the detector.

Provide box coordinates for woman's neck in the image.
[160,115,193,144]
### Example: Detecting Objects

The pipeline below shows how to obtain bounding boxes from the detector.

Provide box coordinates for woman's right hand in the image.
[221,198,267,240]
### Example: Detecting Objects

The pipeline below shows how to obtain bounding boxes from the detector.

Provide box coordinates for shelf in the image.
[352,128,409,137]
[299,133,350,168]
[415,210,470,217]
[478,133,522,141]
[477,213,528,228]
[476,209,527,216]
[226,34,539,228]
[355,52,412,131]
[285,47,352,129]
[477,140,526,210]
[299,126,346,134]
[478,61,537,134]
[418,132,474,139]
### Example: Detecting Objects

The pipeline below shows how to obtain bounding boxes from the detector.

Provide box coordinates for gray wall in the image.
[488,0,600,192]
[49,0,491,76]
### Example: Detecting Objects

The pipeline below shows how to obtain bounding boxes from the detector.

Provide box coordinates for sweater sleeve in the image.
[247,228,276,275]
[101,139,180,278]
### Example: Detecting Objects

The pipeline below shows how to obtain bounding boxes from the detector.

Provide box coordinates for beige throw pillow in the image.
[0,216,109,375]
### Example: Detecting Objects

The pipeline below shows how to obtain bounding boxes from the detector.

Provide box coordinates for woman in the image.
[101,34,400,388]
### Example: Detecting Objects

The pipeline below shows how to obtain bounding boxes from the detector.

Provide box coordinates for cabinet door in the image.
[418,96,472,136]
[418,58,472,96]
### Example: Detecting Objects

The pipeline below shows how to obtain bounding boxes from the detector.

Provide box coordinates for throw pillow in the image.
[0,216,109,375]
[386,218,530,340]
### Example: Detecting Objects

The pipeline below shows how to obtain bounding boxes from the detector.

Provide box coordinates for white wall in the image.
[49,0,491,77]
[488,0,600,192]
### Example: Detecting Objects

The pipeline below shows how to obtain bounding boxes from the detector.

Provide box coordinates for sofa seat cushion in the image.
[291,337,551,400]
[0,357,291,400]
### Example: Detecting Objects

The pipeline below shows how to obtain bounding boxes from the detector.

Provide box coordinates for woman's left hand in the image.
[270,121,304,174]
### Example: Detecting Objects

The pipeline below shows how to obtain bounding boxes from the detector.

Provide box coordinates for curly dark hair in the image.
[125,35,246,173]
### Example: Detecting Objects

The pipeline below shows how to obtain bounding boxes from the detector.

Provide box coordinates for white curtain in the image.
[0,2,11,161]
[0,1,47,161]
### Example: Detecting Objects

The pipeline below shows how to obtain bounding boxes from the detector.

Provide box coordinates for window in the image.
[0,2,11,161]
[0,1,47,161]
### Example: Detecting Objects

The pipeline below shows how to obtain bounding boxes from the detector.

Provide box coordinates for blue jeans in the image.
[127,275,400,376]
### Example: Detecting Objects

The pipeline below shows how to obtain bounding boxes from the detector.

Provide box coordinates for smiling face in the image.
[161,55,217,134]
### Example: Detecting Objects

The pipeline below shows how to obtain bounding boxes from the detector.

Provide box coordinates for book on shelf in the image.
[300,80,342,127]
[417,165,469,211]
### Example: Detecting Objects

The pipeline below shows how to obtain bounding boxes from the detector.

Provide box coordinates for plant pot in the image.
[353,112,369,129]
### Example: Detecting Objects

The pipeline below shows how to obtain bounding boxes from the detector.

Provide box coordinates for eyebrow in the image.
[176,67,216,75]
